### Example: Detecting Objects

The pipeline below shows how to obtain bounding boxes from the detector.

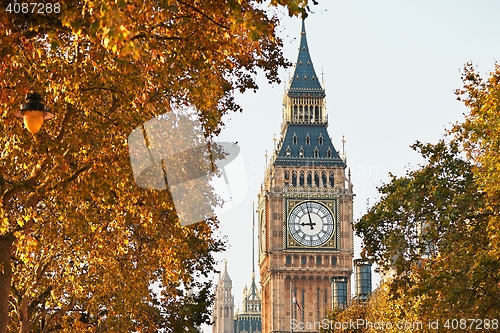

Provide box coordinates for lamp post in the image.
[13,90,54,134]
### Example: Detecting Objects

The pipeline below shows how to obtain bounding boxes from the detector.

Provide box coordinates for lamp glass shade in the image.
[23,111,45,134]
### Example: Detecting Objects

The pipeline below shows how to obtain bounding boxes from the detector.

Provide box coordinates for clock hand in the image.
[306,203,315,230]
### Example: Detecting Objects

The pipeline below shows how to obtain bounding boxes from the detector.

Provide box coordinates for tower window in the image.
[322,172,327,187]
[314,148,319,158]
[284,170,290,180]
[316,256,322,266]
[318,134,324,145]
[315,106,320,123]
[305,134,310,145]
[286,255,292,266]
[292,134,297,145]
[304,76,307,80]
[292,172,297,186]
[326,147,332,158]
[301,256,307,266]
[299,147,304,158]
[307,172,312,187]
[307,61,311,65]
[329,172,334,187]
[331,257,337,266]
[314,172,320,187]
[286,147,291,156]
[299,172,305,186]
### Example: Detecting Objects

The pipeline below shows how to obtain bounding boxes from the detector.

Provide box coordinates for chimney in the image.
[354,259,372,301]
[330,276,349,309]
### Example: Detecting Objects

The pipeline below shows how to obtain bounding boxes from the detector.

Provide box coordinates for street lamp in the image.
[13,90,54,134]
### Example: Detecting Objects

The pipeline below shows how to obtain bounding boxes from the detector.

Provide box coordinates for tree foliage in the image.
[355,139,500,323]
[455,62,500,269]
[352,62,500,326]
[0,1,316,332]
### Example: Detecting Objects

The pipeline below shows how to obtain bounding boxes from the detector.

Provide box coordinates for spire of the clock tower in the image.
[288,19,325,97]
[282,19,328,126]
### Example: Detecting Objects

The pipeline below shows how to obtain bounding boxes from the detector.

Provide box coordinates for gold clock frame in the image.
[283,197,339,250]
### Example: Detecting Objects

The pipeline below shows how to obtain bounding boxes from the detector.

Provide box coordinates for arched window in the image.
[299,106,303,122]
[293,105,298,122]
[292,134,298,145]
[286,146,291,156]
[305,134,310,145]
[326,147,332,158]
[299,147,304,158]
[318,134,324,145]
[331,257,337,266]
[284,170,290,180]
[292,171,297,186]
[322,172,327,187]
[314,148,319,158]
[329,172,335,187]
[307,172,312,187]
[301,256,307,266]
[314,172,320,187]
[286,255,292,266]
[315,106,320,122]
[299,172,305,186]
[316,256,322,266]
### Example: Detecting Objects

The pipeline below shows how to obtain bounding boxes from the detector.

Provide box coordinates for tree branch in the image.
[131,33,183,41]
[63,164,92,185]
[56,103,77,142]
[1,157,48,209]
[175,0,229,30]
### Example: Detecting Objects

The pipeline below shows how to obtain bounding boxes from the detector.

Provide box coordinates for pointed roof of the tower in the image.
[246,273,261,302]
[221,259,232,282]
[288,19,325,98]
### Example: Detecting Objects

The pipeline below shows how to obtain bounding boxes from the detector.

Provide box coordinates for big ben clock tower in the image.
[258,20,354,333]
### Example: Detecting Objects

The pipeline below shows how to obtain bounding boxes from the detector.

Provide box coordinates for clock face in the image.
[288,201,335,247]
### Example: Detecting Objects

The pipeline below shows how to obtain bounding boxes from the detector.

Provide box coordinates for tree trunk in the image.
[18,295,29,333]
[0,234,14,333]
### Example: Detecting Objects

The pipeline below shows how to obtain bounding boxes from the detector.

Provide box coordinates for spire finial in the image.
[342,135,346,155]
[252,201,255,275]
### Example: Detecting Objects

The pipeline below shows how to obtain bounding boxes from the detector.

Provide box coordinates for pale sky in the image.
[203,1,500,331]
